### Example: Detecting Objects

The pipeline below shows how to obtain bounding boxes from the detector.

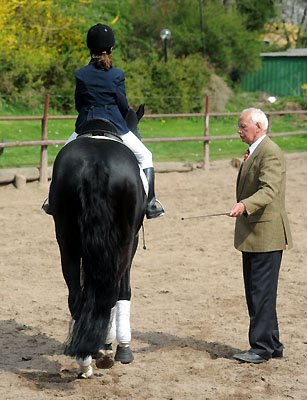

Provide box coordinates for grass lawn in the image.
[0,113,306,168]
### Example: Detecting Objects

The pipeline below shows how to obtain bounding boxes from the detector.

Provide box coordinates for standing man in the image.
[229,108,292,364]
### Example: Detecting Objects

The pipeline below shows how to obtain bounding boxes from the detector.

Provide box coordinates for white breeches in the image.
[121,131,153,170]
[65,131,78,145]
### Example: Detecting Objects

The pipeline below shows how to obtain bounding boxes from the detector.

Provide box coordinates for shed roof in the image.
[260,48,307,57]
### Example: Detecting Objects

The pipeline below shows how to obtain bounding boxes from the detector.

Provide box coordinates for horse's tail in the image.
[65,163,120,359]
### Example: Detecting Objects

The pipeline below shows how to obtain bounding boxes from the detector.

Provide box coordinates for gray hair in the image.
[242,108,268,132]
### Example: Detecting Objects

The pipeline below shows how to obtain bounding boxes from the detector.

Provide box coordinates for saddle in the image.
[77,118,123,143]
[76,118,148,196]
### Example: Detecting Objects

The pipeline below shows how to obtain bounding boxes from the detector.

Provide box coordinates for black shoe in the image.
[233,350,268,364]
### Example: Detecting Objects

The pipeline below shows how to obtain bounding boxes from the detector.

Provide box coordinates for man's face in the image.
[237,112,261,146]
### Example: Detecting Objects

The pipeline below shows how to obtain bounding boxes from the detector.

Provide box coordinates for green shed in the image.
[241,48,307,96]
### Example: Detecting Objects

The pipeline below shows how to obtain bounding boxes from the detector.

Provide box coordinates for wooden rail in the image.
[0,95,306,183]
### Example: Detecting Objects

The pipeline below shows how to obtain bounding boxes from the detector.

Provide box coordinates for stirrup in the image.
[146,199,165,219]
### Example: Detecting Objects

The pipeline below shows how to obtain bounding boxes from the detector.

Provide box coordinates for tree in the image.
[203,1,262,81]
[0,0,84,108]
[235,0,276,31]
[125,0,262,81]
[276,0,307,47]
[0,0,266,112]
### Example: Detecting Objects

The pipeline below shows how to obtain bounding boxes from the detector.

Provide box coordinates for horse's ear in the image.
[136,104,145,122]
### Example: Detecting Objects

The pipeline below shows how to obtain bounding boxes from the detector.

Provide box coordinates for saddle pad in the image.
[91,135,124,143]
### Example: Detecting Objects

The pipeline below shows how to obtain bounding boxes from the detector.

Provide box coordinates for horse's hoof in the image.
[77,364,93,379]
[95,346,114,369]
[114,345,134,364]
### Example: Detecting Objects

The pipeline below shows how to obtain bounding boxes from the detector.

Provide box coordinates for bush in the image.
[122,54,211,113]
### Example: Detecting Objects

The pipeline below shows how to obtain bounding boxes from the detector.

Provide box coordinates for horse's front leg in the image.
[114,234,139,364]
[114,269,134,364]
[95,234,138,369]
[95,260,132,368]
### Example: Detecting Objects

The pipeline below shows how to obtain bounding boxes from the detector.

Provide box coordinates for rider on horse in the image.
[44,23,164,219]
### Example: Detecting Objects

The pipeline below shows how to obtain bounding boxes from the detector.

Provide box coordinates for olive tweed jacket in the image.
[234,136,293,252]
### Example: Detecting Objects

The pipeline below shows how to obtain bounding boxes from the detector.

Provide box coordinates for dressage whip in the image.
[181,212,230,220]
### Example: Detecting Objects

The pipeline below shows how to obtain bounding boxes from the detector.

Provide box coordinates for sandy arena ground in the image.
[0,153,307,400]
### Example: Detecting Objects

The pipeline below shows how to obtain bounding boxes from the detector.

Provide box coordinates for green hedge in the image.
[122,54,211,113]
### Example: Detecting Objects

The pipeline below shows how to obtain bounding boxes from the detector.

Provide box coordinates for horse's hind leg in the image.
[57,238,82,322]
[57,232,94,376]
[61,247,96,377]
[76,356,93,379]
[95,306,116,369]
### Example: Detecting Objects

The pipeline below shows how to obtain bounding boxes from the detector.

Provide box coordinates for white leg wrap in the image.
[76,357,93,379]
[76,355,92,367]
[105,306,117,344]
[116,300,131,344]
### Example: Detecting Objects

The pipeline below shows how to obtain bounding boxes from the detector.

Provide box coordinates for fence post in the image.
[39,93,50,184]
[202,96,210,169]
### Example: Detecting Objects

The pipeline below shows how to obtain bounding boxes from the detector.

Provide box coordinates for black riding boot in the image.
[143,167,165,219]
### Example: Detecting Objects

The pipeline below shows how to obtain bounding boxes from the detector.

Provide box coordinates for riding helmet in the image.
[87,24,115,54]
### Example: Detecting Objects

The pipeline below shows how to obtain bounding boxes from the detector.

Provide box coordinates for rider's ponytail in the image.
[92,52,113,70]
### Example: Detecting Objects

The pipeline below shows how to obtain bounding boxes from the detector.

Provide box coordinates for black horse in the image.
[49,107,147,377]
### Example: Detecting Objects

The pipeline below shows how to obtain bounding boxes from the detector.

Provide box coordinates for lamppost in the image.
[160,29,171,62]
[199,0,205,58]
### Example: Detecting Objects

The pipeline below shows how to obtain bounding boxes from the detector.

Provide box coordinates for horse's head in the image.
[125,104,145,141]
[135,104,145,121]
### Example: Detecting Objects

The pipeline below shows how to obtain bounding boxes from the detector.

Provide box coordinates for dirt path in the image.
[1,153,307,400]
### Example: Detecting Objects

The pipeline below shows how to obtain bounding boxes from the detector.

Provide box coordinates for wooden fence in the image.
[0,94,306,184]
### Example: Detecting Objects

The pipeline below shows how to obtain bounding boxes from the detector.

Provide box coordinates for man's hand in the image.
[229,202,246,217]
